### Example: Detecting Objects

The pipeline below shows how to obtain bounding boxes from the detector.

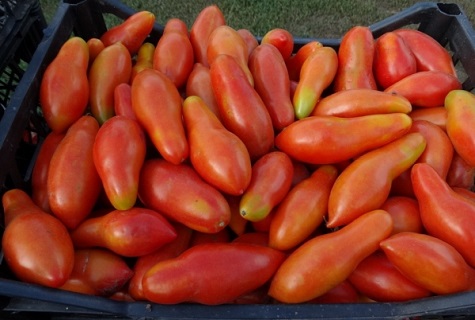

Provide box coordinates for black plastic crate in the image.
[1,0,475,319]
[0,0,47,195]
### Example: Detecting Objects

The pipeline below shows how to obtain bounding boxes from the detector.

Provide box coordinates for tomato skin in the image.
[268,209,393,303]
[394,28,457,77]
[130,42,155,82]
[70,207,177,257]
[39,37,89,133]
[312,88,412,117]
[60,249,133,296]
[210,53,274,160]
[189,5,226,67]
[2,189,74,288]
[89,42,132,124]
[138,159,231,233]
[93,115,146,210]
[445,89,475,167]
[100,10,155,55]
[274,113,412,165]
[411,162,475,267]
[237,29,258,57]
[207,25,254,85]
[327,132,426,228]
[248,43,295,130]
[142,242,286,305]
[31,131,65,213]
[47,115,102,230]
[380,196,423,235]
[186,63,220,120]
[286,41,323,82]
[128,223,193,300]
[239,151,294,222]
[384,70,461,108]
[183,96,252,196]
[153,19,194,88]
[373,31,417,89]
[269,165,338,251]
[131,68,189,165]
[113,83,136,121]
[447,152,475,189]
[86,38,105,64]
[334,26,377,91]
[392,119,454,197]
[261,28,294,61]
[409,106,447,130]
[308,280,360,304]
[348,251,431,302]
[293,46,338,119]
[380,232,472,295]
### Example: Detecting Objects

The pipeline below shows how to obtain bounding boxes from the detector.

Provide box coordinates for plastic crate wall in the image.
[1,1,475,319]
[0,0,47,195]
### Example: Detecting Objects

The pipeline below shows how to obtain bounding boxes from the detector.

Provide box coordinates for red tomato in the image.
[142,242,286,305]
[261,28,294,60]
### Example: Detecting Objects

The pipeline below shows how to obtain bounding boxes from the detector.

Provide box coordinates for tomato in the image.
[348,250,431,302]
[446,152,475,189]
[31,131,65,213]
[60,249,133,296]
[269,165,338,251]
[261,28,294,60]
[210,53,274,160]
[327,132,426,228]
[113,83,136,120]
[207,25,254,85]
[130,42,154,82]
[411,162,475,267]
[312,88,412,117]
[285,41,323,82]
[239,151,294,222]
[232,232,270,247]
[70,207,177,257]
[93,116,146,210]
[131,68,189,165]
[237,28,259,57]
[268,209,393,303]
[39,37,89,133]
[248,43,295,130]
[373,31,417,89]
[138,159,231,233]
[190,228,231,246]
[293,46,338,119]
[86,37,105,65]
[308,280,360,304]
[275,113,412,165]
[2,189,74,288]
[334,26,377,91]
[100,10,155,55]
[128,223,193,300]
[183,96,252,196]
[142,242,286,305]
[47,115,102,230]
[394,28,457,77]
[89,42,132,124]
[226,195,248,236]
[384,70,461,108]
[380,232,472,294]
[379,196,423,235]
[153,18,194,88]
[409,106,447,130]
[186,63,220,120]
[445,89,475,166]
[189,5,226,67]
[392,119,454,197]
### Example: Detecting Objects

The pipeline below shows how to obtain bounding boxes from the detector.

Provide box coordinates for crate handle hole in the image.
[437,3,461,16]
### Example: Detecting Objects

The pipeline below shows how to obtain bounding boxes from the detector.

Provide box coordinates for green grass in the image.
[39,0,475,39]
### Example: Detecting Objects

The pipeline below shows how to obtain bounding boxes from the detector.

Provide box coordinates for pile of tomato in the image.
[2,4,475,306]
